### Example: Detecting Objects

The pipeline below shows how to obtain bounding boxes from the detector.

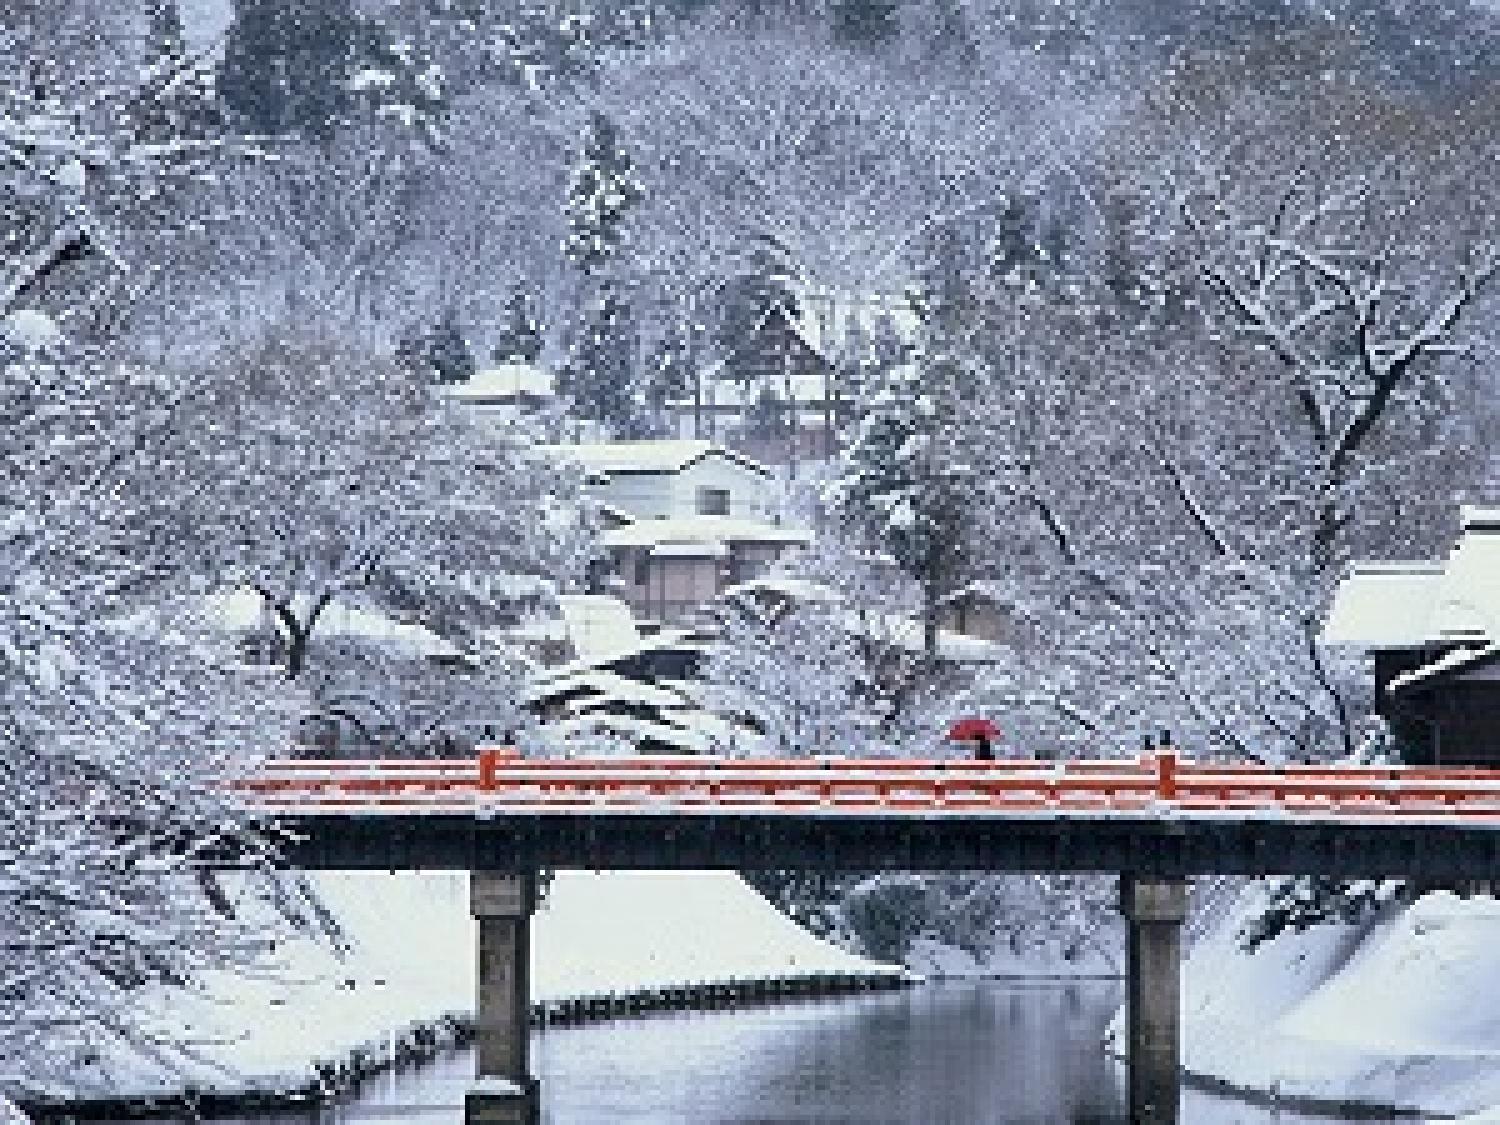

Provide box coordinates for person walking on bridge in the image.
[948,717,1002,761]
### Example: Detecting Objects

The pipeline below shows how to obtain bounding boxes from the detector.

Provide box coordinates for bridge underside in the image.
[275,810,1500,880]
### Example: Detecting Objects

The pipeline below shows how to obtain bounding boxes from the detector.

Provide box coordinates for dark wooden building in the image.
[1322,507,1500,765]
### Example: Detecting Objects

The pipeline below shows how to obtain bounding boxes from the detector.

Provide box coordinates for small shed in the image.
[1321,507,1500,765]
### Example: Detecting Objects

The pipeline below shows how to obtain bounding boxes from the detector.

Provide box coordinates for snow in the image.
[552,595,641,660]
[522,670,685,709]
[56,870,905,1101]
[182,590,461,659]
[538,440,770,478]
[441,363,554,403]
[1138,884,1500,1118]
[843,611,1009,663]
[602,517,813,548]
[1324,514,1500,649]
[0,309,64,354]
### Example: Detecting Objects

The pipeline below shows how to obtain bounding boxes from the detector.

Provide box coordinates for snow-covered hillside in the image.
[50,871,904,1102]
[1112,885,1500,1118]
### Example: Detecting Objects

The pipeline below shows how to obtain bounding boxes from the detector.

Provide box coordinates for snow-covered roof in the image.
[554,594,641,660]
[1322,508,1500,650]
[521,669,690,709]
[183,590,461,659]
[1318,563,1445,650]
[1388,642,1500,696]
[532,629,715,683]
[440,362,554,403]
[602,517,813,549]
[545,713,714,754]
[538,440,772,478]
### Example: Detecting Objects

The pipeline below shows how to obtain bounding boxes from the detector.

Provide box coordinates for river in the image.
[97,981,1378,1123]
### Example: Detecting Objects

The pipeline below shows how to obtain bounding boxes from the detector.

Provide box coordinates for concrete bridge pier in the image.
[1120,874,1189,1125]
[466,870,540,1125]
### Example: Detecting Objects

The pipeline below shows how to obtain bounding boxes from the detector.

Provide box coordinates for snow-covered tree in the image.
[426,306,477,383]
[493,283,545,363]
[562,110,644,274]
[700,601,872,757]
[0,19,326,1091]
[557,281,642,434]
[164,332,596,680]
[1180,169,1497,576]
[826,359,977,656]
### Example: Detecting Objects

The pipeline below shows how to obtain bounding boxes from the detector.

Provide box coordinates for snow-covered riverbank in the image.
[1110,883,1500,1119]
[39,871,905,1105]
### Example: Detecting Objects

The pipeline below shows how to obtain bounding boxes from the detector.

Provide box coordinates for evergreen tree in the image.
[830,0,901,46]
[427,307,476,384]
[638,322,693,436]
[562,110,644,274]
[492,284,545,363]
[219,0,362,140]
[560,112,644,434]
[558,282,640,434]
[827,359,976,656]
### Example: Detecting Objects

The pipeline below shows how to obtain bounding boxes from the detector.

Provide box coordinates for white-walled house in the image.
[539,440,776,522]
[540,441,812,625]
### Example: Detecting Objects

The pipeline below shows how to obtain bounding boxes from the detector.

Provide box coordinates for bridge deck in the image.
[238,753,1500,878]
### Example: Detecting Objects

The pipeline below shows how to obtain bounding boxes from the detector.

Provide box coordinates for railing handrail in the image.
[231,749,1500,821]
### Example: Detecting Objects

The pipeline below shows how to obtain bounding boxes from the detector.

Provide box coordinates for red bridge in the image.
[237,747,1500,820]
[232,749,1500,1125]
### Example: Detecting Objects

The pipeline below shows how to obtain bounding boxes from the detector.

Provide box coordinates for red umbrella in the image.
[947,717,1002,742]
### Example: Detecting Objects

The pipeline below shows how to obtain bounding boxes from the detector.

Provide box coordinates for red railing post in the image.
[1156,749,1178,802]
[478,748,498,792]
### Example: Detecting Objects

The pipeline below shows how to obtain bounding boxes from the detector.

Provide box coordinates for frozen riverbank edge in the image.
[16,871,913,1119]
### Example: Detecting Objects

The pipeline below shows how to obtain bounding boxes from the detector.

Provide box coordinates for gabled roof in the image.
[538,440,772,479]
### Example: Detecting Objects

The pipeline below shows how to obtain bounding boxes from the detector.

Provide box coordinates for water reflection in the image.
[75,981,1381,1124]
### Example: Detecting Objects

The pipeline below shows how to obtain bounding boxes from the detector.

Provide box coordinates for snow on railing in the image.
[229,747,1500,820]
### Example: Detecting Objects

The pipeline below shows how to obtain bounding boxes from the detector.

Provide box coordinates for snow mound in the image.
[1169,885,1500,1118]
[52,870,902,1101]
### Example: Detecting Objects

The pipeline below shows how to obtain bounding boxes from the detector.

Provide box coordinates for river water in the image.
[114,981,1374,1124]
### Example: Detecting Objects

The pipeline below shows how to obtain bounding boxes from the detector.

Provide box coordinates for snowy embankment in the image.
[53,871,905,1103]
[905,936,1119,979]
[1111,883,1500,1119]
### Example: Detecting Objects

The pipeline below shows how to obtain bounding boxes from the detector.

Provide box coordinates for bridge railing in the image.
[229,748,1500,819]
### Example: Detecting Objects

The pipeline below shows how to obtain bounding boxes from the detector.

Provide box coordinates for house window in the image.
[697,487,731,516]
